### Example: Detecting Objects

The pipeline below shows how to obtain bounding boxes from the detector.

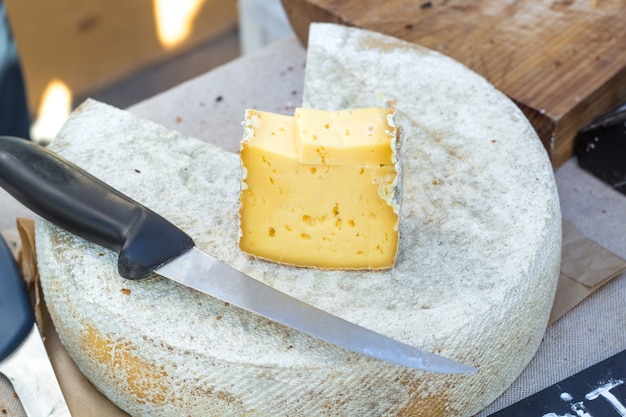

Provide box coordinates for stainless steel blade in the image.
[156,247,476,374]
[0,324,72,417]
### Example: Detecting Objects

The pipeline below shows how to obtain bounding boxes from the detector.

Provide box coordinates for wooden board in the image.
[5,0,238,118]
[281,0,626,167]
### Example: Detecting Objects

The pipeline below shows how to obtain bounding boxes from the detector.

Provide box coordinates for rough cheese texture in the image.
[36,23,560,417]
[239,107,400,269]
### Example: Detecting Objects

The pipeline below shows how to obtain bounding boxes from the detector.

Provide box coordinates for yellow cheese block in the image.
[239,107,400,269]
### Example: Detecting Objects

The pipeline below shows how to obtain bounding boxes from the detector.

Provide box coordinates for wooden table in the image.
[282,0,626,167]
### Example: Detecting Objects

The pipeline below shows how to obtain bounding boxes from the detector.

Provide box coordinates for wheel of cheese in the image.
[37,24,561,417]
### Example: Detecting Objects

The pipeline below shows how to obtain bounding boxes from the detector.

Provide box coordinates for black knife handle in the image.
[0,136,194,280]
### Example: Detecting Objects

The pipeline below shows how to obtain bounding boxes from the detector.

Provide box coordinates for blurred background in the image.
[4,0,294,143]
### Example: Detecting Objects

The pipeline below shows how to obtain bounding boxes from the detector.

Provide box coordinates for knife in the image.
[0,136,476,374]
[0,233,72,417]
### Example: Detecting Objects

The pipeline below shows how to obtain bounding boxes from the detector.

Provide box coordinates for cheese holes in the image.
[268,227,276,237]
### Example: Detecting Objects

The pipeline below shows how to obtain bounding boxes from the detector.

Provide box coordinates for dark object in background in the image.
[0,0,30,139]
[488,348,626,417]
[576,102,626,195]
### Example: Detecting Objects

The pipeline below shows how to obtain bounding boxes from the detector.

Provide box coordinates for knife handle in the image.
[0,136,194,280]
[0,236,34,362]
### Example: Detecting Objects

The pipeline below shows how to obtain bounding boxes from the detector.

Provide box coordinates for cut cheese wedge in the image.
[239,107,400,269]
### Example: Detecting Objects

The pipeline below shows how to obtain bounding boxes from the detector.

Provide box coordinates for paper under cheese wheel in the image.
[37,25,561,417]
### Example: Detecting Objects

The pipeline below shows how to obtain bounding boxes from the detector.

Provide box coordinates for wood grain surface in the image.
[282,0,626,167]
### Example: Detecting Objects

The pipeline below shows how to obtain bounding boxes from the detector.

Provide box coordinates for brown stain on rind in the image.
[396,374,454,417]
[79,323,245,413]
[358,34,429,56]
[82,325,169,405]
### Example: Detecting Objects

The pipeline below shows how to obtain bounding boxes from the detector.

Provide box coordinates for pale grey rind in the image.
[36,23,561,417]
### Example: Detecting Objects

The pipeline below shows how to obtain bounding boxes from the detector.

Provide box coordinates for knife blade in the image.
[0,136,476,374]
[0,233,72,417]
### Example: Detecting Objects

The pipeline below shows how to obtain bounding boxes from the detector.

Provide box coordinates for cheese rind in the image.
[37,21,562,417]
[239,108,399,269]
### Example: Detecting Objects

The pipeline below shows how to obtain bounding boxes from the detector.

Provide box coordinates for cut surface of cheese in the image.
[239,107,399,269]
[37,22,561,417]
[294,107,396,165]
